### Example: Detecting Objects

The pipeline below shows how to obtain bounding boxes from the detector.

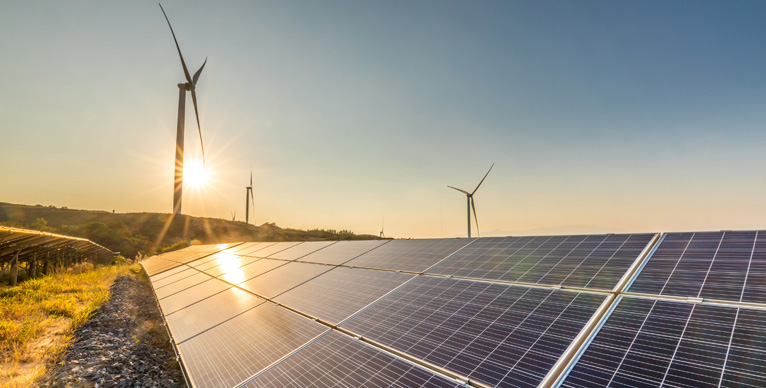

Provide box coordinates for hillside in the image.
[0,202,382,259]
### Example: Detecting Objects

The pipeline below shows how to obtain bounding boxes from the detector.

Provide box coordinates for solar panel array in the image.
[140,231,766,388]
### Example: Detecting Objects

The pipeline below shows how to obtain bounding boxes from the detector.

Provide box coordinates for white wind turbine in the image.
[160,3,208,215]
[448,163,494,238]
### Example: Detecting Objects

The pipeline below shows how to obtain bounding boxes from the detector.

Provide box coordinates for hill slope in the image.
[0,202,381,259]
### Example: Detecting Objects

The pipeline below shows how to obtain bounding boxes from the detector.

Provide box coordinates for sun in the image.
[183,160,208,188]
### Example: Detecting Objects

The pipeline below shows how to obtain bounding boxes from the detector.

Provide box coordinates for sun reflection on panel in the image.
[216,251,246,284]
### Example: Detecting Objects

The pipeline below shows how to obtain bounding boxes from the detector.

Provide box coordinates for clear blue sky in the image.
[2,1,766,238]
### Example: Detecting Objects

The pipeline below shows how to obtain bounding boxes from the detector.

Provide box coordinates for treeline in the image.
[0,203,381,259]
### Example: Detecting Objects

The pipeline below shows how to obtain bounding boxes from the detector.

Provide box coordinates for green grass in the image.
[0,263,137,387]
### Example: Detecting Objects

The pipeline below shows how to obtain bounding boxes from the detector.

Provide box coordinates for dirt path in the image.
[41,274,185,388]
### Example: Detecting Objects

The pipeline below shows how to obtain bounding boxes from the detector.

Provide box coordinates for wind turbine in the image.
[245,170,255,224]
[448,163,494,238]
[160,3,207,214]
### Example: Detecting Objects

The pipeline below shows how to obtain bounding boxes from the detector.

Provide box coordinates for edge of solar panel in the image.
[144,232,766,388]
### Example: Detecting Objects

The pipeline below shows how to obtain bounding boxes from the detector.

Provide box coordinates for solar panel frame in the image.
[342,276,608,388]
[627,231,766,304]
[241,331,462,388]
[343,238,475,273]
[166,287,265,344]
[176,302,329,388]
[554,296,766,388]
[273,267,415,324]
[427,234,656,291]
[296,240,389,265]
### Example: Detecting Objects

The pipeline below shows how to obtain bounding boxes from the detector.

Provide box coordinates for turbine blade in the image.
[471,197,480,237]
[250,168,253,186]
[190,88,205,167]
[159,3,193,83]
[192,57,207,85]
[472,162,495,194]
[447,186,470,195]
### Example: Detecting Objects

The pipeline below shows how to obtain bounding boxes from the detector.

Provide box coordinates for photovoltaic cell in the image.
[241,242,303,258]
[149,267,197,289]
[177,302,328,388]
[239,262,333,299]
[274,267,414,323]
[345,238,473,273]
[166,287,264,343]
[233,242,279,257]
[242,331,460,388]
[142,257,184,276]
[342,276,606,388]
[149,261,191,282]
[265,241,337,261]
[217,258,286,285]
[154,272,213,300]
[297,240,388,265]
[559,297,766,388]
[428,234,654,290]
[157,278,232,315]
[629,231,766,303]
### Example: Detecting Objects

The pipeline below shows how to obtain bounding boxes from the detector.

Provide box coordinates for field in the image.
[0,263,135,387]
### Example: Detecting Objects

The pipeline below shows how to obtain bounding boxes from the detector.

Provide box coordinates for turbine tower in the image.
[160,4,207,214]
[448,163,494,238]
[245,170,255,224]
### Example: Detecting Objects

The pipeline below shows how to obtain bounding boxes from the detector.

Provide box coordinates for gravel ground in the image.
[42,274,186,388]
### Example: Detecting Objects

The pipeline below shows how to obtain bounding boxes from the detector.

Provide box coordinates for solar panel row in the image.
[142,231,766,388]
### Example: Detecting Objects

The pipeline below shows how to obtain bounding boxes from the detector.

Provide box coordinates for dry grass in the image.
[0,263,137,387]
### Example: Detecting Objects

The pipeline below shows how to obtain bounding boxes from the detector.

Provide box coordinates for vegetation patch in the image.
[0,263,134,387]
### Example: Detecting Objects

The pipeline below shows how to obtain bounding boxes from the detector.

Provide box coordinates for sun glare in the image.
[184,160,208,188]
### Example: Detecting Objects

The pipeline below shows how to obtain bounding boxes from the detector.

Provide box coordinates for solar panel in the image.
[217,258,286,285]
[428,234,655,290]
[628,231,766,303]
[297,240,388,265]
[149,261,192,282]
[154,272,213,300]
[344,238,473,272]
[166,287,265,343]
[557,297,766,387]
[241,241,303,258]
[177,302,328,388]
[238,261,333,299]
[158,278,232,315]
[233,242,279,256]
[150,267,198,289]
[342,276,607,388]
[265,241,337,261]
[274,267,414,324]
[142,257,184,276]
[242,331,461,388]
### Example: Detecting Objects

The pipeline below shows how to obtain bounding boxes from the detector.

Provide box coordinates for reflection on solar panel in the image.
[429,234,655,289]
[274,267,413,323]
[177,302,328,388]
[343,276,606,388]
[241,331,460,388]
[296,240,388,265]
[558,297,766,387]
[345,238,473,272]
[142,232,766,388]
[628,231,766,303]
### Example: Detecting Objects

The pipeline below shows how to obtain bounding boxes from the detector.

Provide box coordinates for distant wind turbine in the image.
[448,163,494,238]
[245,170,255,225]
[160,3,207,214]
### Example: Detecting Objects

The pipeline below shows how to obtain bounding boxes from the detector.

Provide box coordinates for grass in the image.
[0,262,137,387]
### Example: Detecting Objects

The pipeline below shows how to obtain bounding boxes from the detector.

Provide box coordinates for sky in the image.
[2,1,766,238]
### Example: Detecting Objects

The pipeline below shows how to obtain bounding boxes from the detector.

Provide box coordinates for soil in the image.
[41,274,186,388]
